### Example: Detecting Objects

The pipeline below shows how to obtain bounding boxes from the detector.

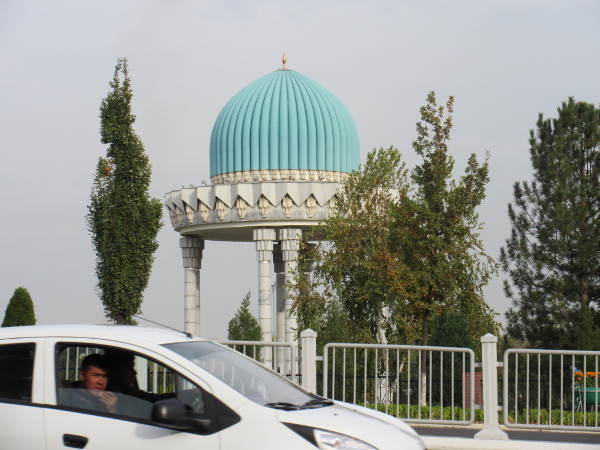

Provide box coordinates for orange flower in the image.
[575,371,600,387]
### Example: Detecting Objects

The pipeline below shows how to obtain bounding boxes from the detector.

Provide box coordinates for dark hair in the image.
[104,349,134,367]
[81,353,109,372]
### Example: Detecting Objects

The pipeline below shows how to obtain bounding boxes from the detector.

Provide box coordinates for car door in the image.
[0,338,46,449]
[43,339,223,450]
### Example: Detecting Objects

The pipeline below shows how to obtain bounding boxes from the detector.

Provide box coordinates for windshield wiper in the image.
[264,402,302,411]
[301,398,334,409]
[265,398,333,411]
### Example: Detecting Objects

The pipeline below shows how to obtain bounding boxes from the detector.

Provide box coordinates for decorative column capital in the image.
[279,228,302,261]
[279,228,302,241]
[179,236,204,269]
[253,228,276,262]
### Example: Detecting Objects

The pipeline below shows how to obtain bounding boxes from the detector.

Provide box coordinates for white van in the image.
[0,324,425,450]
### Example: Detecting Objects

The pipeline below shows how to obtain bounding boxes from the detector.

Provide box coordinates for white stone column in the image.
[301,329,317,394]
[474,334,509,440]
[180,236,204,336]
[280,228,302,374]
[253,228,276,368]
[273,243,286,374]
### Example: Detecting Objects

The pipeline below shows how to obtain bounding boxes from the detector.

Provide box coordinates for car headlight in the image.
[283,423,378,450]
[313,429,377,450]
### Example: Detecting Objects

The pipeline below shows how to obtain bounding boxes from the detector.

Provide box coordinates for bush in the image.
[361,403,599,426]
[368,403,471,421]
[2,287,36,327]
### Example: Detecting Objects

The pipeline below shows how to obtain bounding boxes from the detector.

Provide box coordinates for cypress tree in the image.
[227,292,262,343]
[501,98,600,349]
[87,59,163,324]
[2,287,36,327]
[430,311,474,350]
[430,311,473,406]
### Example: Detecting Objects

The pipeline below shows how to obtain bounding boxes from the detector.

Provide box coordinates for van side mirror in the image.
[151,398,211,432]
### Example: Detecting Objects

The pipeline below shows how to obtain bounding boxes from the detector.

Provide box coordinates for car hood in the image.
[276,401,425,450]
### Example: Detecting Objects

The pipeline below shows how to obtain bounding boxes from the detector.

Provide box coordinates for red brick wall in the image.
[464,372,483,406]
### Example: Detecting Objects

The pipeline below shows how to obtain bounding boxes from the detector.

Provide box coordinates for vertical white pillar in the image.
[195,267,200,337]
[301,329,317,394]
[253,228,276,368]
[280,228,301,374]
[474,333,509,440]
[180,236,204,336]
[134,356,148,391]
[274,243,286,374]
[184,268,198,334]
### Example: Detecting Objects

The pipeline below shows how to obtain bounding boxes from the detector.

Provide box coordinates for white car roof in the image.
[0,324,201,346]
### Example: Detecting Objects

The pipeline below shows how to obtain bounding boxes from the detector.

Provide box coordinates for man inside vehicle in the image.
[63,353,117,413]
[104,350,178,418]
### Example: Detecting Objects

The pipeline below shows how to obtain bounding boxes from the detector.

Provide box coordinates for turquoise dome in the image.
[209,69,359,181]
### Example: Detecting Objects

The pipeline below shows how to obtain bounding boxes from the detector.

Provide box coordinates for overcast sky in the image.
[1,1,599,339]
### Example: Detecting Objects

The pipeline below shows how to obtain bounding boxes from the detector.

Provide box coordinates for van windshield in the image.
[163,341,332,410]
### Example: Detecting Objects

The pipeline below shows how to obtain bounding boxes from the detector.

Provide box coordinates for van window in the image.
[0,343,35,403]
[56,344,205,421]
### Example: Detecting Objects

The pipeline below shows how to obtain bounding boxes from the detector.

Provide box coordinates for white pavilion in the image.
[164,57,360,371]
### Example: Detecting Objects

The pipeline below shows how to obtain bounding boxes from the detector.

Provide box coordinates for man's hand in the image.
[98,391,118,413]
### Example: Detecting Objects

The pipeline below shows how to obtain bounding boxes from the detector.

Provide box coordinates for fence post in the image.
[474,333,508,440]
[301,329,317,394]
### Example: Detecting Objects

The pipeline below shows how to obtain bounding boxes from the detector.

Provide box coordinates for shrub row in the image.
[366,404,480,422]
[363,404,599,426]
[506,408,599,427]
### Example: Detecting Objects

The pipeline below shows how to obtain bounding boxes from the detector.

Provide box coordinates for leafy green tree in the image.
[500,98,600,350]
[288,245,328,338]
[317,300,352,353]
[429,312,473,406]
[228,292,263,342]
[2,287,36,327]
[395,92,499,349]
[291,92,499,352]
[430,311,474,350]
[87,59,163,324]
[394,92,498,403]
[291,147,414,345]
[319,147,413,345]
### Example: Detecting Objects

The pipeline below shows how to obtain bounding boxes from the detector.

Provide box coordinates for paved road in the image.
[412,426,600,445]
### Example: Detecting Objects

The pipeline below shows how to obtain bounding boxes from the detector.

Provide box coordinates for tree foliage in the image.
[430,311,474,350]
[2,287,36,327]
[87,59,163,324]
[395,92,499,347]
[291,92,499,348]
[314,147,412,345]
[501,98,600,349]
[430,312,473,405]
[227,292,263,343]
[289,248,373,350]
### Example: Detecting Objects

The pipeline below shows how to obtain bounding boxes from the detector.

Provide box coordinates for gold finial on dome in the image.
[282,52,287,70]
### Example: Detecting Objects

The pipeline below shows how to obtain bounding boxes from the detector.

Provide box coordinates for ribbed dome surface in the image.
[209,70,359,179]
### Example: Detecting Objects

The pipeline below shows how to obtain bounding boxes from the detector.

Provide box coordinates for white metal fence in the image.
[217,340,298,382]
[220,333,600,434]
[322,343,476,425]
[503,349,600,431]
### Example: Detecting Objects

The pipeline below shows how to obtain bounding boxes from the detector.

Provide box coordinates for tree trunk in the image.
[420,315,428,406]
[116,313,124,325]
[375,304,387,345]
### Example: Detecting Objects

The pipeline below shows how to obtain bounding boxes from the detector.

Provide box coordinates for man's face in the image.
[79,365,108,394]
